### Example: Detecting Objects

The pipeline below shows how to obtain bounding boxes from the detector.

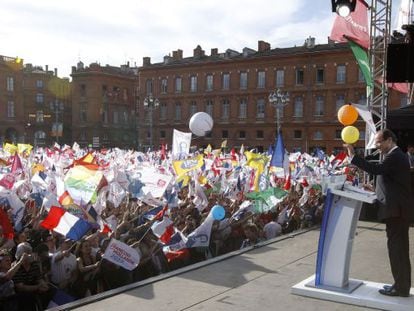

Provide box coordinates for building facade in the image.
[70,62,137,149]
[136,39,403,154]
[0,55,71,146]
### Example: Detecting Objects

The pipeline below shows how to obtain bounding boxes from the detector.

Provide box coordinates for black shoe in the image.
[383,284,394,291]
[379,288,410,297]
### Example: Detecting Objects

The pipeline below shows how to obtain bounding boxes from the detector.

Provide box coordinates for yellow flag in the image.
[17,143,33,155]
[172,154,204,177]
[245,151,269,191]
[204,144,212,155]
[3,143,18,155]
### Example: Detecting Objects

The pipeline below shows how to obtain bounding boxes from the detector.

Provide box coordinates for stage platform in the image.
[48,221,414,311]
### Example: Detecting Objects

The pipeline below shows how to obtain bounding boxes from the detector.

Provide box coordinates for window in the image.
[36,80,44,88]
[296,69,304,85]
[240,72,248,89]
[276,70,284,87]
[222,130,228,139]
[80,104,87,122]
[175,103,181,120]
[145,79,153,95]
[113,111,119,124]
[36,93,44,104]
[6,77,14,91]
[257,130,264,139]
[314,130,323,140]
[36,110,44,123]
[123,110,128,124]
[257,71,265,88]
[160,103,167,120]
[294,130,302,139]
[190,75,197,92]
[400,94,408,107]
[336,65,346,83]
[358,68,365,82]
[315,96,324,116]
[35,130,46,139]
[239,98,247,119]
[335,130,342,139]
[357,94,367,105]
[222,99,230,119]
[206,74,213,91]
[175,77,182,93]
[161,78,168,94]
[239,130,246,139]
[206,100,213,116]
[293,97,303,117]
[316,68,324,84]
[80,132,86,141]
[80,84,86,96]
[123,88,128,101]
[189,101,197,116]
[7,101,14,118]
[222,73,230,90]
[256,99,265,118]
[336,94,345,111]
[359,130,365,140]
[160,130,166,139]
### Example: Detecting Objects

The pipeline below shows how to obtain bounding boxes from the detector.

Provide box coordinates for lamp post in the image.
[268,89,289,133]
[50,99,64,144]
[143,94,159,150]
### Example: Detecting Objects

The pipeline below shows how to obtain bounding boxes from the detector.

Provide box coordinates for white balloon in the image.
[189,112,214,136]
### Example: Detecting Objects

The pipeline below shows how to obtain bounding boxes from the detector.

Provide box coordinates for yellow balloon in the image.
[341,126,360,144]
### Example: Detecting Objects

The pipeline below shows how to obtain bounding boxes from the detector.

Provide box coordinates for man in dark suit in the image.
[345,129,413,297]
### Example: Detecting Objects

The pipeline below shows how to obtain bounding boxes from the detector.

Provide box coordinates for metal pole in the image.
[149,105,153,149]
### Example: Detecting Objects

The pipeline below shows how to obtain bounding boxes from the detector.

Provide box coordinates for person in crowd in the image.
[50,239,78,294]
[263,212,282,240]
[0,249,27,311]
[345,129,414,297]
[12,242,55,310]
[73,239,101,298]
[240,223,264,249]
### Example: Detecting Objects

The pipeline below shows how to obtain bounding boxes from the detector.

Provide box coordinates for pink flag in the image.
[11,154,23,174]
[330,0,370,49]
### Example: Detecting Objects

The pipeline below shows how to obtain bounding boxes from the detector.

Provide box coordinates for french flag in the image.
[40,206,92,241]
[151,215,175,244]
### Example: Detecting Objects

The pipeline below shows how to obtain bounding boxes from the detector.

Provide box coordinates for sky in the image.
[0,0,406,79]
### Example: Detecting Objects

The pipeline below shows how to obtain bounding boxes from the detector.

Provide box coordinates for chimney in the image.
[71,66,76,73]
[258,40,271,52]
[211,48,218,56]
[54,68,58,76]
[45,65,49,73]
[143,57,151,66]
[177,49,183,60]
[164,55,171,64]
[193,45,205,59]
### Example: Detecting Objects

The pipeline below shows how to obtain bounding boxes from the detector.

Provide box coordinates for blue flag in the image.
[270,131,284,168]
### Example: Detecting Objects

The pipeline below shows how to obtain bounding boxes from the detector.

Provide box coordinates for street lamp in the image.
[143,94,160,150]
[268,89,289,133]
[50,99,64,144]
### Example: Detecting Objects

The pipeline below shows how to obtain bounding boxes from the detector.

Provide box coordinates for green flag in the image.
[348,40,373,91]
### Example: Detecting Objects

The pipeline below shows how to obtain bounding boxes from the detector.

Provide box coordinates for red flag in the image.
[11,154,23,173]
[330,0,370,49]
[301,177,309,188]
[387,83,409,94]
[331,151,347,165]
[283,174,291,191]
[0,208,14,239]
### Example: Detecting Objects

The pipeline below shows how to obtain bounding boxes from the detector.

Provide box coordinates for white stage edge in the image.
[292,275,414,311]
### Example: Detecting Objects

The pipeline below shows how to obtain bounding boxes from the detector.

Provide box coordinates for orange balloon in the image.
[337,104,358,125]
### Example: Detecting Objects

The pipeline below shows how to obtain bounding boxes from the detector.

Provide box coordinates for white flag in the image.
[172,129,192,160]
[354,104,376,150]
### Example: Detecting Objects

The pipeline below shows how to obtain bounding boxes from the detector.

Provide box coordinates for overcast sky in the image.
[0,0,405,78]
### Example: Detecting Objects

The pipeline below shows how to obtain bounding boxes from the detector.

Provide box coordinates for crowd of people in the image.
[0,143,344,310]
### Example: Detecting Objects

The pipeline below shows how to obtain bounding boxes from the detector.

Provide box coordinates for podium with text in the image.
[311,183,376,292]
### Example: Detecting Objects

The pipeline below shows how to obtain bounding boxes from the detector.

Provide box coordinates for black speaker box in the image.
[386,44,414,82]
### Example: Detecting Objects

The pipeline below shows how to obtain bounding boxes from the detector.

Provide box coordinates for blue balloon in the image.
[211,205,225,220]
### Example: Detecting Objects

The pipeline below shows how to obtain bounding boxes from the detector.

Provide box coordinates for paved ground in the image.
[50,221,414,311]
